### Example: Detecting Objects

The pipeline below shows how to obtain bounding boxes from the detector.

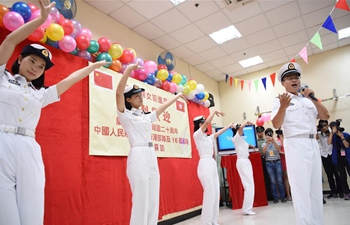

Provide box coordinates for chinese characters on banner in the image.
[89,67,191,158]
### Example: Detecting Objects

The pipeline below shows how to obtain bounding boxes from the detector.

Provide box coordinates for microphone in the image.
[300,83,318,101]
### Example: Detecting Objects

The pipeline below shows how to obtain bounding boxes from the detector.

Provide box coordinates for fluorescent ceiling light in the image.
[169,0,186,6]
[209,25,242,45]
[338,27,350,39]
[239,56,263,68]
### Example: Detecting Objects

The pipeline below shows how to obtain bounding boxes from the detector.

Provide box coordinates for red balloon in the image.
[119,49,135,63]
[161,80,170,91]
[98,37,111,52]
[58,14,65,24]
[60,19,74,35]
[157,64,167,71]
[256,117,264,126]
[28,27,45,41]
[75,35,90,50]
[27,3,38,13]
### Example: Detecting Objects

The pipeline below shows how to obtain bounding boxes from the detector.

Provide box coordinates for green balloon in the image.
[96,52,112,68]
[87,40,99,54]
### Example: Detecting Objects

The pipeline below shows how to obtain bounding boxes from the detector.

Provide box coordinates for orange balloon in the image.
[109,59,122,72]
[0,4,10,28]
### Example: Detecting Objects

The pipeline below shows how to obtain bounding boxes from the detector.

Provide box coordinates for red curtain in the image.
[1,28,209,224]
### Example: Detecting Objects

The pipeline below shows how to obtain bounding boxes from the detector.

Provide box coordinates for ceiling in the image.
[82,0,350,81]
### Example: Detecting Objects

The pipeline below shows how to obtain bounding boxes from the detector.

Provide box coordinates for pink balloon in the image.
[134,69,147,81]
[30,10,52,29]
[261,113,271,122]
[79,28,92,40]
[3,12,24,31]
[144,61,157,74]
[58,35,77,53]
[169,82,177,94]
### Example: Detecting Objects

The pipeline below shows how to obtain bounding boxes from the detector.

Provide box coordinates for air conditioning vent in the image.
[222,0,258,11]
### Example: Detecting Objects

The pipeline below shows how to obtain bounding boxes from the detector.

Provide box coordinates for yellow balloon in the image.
[156,69,168,81]
[108,44,123,59]
[203,92,209,101]
[172,73,182,84]
[183,85,191,95]
[187,80,197,91]
[46,23,64,41]
[40,33,47,43]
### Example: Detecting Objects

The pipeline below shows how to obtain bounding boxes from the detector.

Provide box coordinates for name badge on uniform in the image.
[8,79,20,86]
[341,149,346,157]
[269,150,275,157]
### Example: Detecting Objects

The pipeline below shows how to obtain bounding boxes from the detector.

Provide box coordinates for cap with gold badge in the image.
[193,115,206,124]
[277,62,302,83]
[124,84,145,98]
[21,44,54,70]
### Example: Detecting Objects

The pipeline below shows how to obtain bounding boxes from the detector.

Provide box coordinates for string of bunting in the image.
[225,0,349,91]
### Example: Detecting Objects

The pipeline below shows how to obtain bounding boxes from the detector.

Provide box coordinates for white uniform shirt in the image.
[271,93,317,138]
[318,132,332,157]
[193,129,214,157]
[232,132,249,159]
[0,64,60,131]
[117,108,157,146]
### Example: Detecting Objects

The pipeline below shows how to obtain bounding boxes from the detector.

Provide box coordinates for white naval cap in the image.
[277,62,302,83]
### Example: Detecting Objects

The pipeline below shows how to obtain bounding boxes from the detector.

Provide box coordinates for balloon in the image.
[58,35,76,52]
[183,85,190,95]
[172,73,182,84]
[161,80,170,91]
[79,28,92,40]
[179,74,187,85]
[28,27,45,41]
[46,38,59,48]
[133,57,144,67]
[204,100,210,108]
[26,3,38,13]
[185,92,195,100]
[154,78,162,88]
[157,64,167,71]
[176,84,184,93]
[195,91,205,100]
[166,73,172,82]
[156,69,168,81]
[70,19,82,38]
[49,7,60,23]
[144,61,157,74]
[134,69,147,81]
[169,82,177,94]
[108,43,123,59]
[127,48,136,58]
[75,35,90,50]
[77,50,92,61]
[261,113,271,122]
[202,91,209,101]
[119,49,135,63]
[256,117,264,126]
[0,5,10,28]
[193,83,204,94]
[60,19,74,35]
[11,2,31,22]
[98,37,111,52]
[30,10,51,29]
[186,80,197,91]
[87,40,99,54]
[96,52,112,67]
[119,63,128,74]
[109,59,122,72]
[46,23,64,41]
[3,11,24,31]
[146,73,156,85]
[40,33,47,43]
[70,48,78,55]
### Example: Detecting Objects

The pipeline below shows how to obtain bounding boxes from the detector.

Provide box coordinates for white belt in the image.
[286,134,315,139]
[131,142,153,148]
[200,155,212,159]
[0,125,35,138]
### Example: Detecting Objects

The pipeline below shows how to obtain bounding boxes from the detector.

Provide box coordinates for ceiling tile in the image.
[182,55,206,66]
[151,8,191,33]
[258,0,294,12]
[194,11,232,35]
[284,42,312,56]
[245,28,276,46]
[302,6,333,28]
[264,1,300,26]
[228,69,249,78]
[205,69,224,78]
[127,0,173,20]
[246,63,268,73]
[312,42,339,54]
[260,49,287,62]
[235,14,270,36]
[279,30,309,48]
[334,14,350,30]
[297,0,335,15]
[170,24,206,44]
[210,55,235,68]
[152,35,181,50]
[168,46,194,59]
[266,57,290,68]
[312,33,339,47]
[185,36,217,54]
[195,63,216,73]
[109,5,147,29]
[198,47,227,61]
[223,2,262,24]
[220,38,251,54]
[85,0,124,14]
[272,17,305,38]
[132,22,166,40]
[177,1,220,22]
[219,63,243,74]
[254,40,282,55]
[230,48,258,62]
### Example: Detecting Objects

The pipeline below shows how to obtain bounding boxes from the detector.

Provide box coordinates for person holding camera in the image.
[261,128,286,203]
[231,121,256,215]
[317,120,343,198]
[328,120,350,200]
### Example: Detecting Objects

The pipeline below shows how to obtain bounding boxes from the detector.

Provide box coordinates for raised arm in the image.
[214,121,233,139]
[155,92,187,117]
[236,121,253,136]
[272,93,291,129]
[200,111,224,133]
[56,61,109,97]
[0,0,55,65]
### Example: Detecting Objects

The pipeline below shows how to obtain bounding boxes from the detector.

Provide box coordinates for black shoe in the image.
[339,193,345,198]
[334,194,339,198]
[323,199,326,204]
[281,198,287,203]
[273,199,279,204]
[327,194,334,199]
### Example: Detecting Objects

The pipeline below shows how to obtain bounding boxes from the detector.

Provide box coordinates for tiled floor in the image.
[175,196,349,225]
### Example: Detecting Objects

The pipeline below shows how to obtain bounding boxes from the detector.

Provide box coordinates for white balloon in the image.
[193,83,204,94]
[185,92,195,100]
[204,100,210,108]
[177,84,184,93]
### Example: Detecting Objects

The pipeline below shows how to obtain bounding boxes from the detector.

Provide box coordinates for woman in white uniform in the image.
[116,64,185,225]
[231,121,256,215]
[0,1,108,224]
[193,111,233,225]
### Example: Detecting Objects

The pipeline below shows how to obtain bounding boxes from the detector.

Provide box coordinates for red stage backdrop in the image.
[0,28,210,225]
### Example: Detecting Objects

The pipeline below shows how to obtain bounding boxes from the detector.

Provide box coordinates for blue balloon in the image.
[46,38,59,49]
[146,73,156,85]
[195,91,205,100]
[166,73,172,82]
[11,2,31,22]
[96,52,112,67]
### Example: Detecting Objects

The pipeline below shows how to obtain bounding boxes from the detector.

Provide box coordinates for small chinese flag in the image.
[176,100,185,112]
[94,71,113,89]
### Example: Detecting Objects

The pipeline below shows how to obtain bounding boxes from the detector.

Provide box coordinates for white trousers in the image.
[127,146,160,225]
[284,138,323,225]
[197,157,220,225]
[236,158,255,213]
[0,133,45,225]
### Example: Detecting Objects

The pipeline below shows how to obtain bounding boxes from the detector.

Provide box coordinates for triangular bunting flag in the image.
[322,15,337,34]
[234,78,239,89]
[335,0,350,11]
[290,58,296,62]
[254,79,259,92]
[311,32,323,50]
[229,76,233,87]
[225,74,229,83]
[240,80,244,91]
[270,73,276,87]
[261,77,267,90]
[248,80,252,92]
[299,47,308,64]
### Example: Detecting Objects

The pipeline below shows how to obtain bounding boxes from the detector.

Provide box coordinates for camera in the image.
[330,119,345,132]
[275,129,283,135]
[266,131,273,137]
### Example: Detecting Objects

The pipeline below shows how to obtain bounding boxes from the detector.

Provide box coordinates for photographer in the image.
[317,120,343,198]
[262,128,286,203]
[328,120,350,200]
